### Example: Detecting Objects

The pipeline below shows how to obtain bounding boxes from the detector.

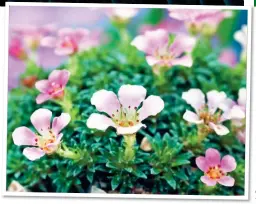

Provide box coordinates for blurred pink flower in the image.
[35,69,70,104]
[222,88,246,144]
[106,8,138,22]
[182,89,237,136]
[139,19,186,34]
[12,108,71,161]
[218,48,237,68]
[87,84,164,135]
[168,9,232,35]
[11,24,56,51]
[9,37,28,61]
[196,148,236,187]
[131,29,196,69]
[41,28,101,56]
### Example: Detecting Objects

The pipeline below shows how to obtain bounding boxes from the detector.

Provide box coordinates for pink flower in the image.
[139,19,186,35]
[9,37,27,61]
[182,89,234,136]
[12,24,56,51]
[131,29,196,69]
[196,148,236,187]
[168,9,231,35]
[41,28,100,56]
[87,85,164,135]
[35,69,70,104]
[218,48,237,68]
[12,108,71,161]
[106,8,138,22]
[222,88,246,144]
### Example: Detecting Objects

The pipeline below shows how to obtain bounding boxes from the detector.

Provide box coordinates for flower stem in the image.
[123,134,136,161]
[57,143,82,161]
[197,125,209,143]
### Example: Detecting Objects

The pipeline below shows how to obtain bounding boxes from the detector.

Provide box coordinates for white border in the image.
[1,2,252,201]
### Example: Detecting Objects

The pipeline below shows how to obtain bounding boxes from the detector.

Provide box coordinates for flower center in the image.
[34,130,57,154]
[111,105,140,127]
[206,165,225,180]
[199,109,220,125]
[61,37,78,53]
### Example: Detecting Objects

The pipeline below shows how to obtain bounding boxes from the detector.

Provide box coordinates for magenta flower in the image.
[35,69,70,104]
[182,89,234,136]
[12,24,56,51]
[12,108,71,161]
[87,85,164,135]
[9,37,27,61]
[196,148,236,187]
[41,28,100,56]
[218,48,237,68]
[131,29,196,70]
[168,9,231,35]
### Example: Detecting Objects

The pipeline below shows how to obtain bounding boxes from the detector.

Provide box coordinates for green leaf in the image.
[164,173,176,189]
[111,175,121,190]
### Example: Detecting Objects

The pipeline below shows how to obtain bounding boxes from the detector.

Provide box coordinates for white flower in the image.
[182,89,236,136]
[87,85,164,135]
[234,25,247,61]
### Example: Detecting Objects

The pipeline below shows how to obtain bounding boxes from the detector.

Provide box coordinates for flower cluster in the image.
[8,8,247,193]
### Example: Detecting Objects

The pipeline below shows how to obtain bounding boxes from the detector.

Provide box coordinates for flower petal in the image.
[55,47,74,56]
[23,147,45,161]
[116,123,146,135]
[207,90,227,114]
[36,93,51,104]
[169,34,196,57]
[205,148,221,167]
[118,85,146,109]
[48,70,70,87]
[209,122,229,136]
[196,156,208,172]
[35,80,50,93]
[200,176,217,186]
[91,89,120,116]
[41,36,57,48]
[30,108,52,136]
[87,113,116,131]
[183,110,203,124]
[145,56,160,66]
[52,113,71,135]
[182,89,205,113]
[220,155,237,173]
[217,176,235,187]
[12,127,36,146]
[238,88,246,108]
[172,55,193,67]
[138,95,164,121]
[229,105,245,120]
[237,130,245,144]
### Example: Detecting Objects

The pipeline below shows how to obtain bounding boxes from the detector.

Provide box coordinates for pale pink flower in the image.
[87,85,164,135]
[131,29,196,69]
[35,69,70,104]
[234,25,247,61]
[139,19,185,35]
[168,9,232,35]
[41,28,100,56]
[12,108,71,161]
[196,148,236,187]
[106,8,138,22]
[9,37,27,61]
[218,48,237,68]
[12,24,56,50]
[182,89,234,136]
[222,88,246,143]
